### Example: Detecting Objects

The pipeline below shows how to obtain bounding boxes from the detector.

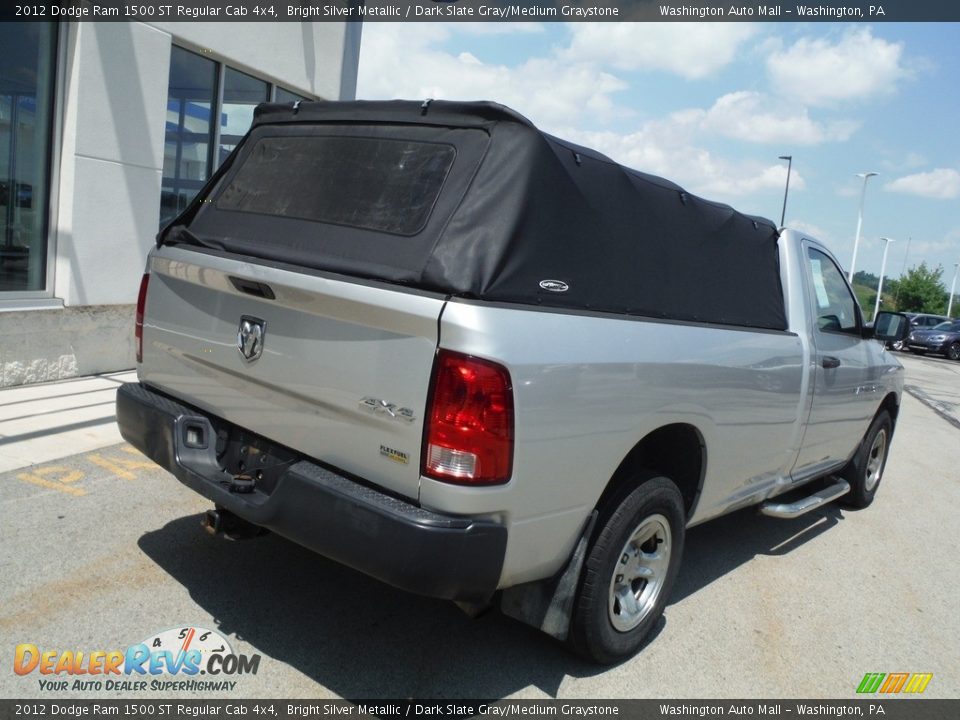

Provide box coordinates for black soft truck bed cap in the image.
[163,100,787,331]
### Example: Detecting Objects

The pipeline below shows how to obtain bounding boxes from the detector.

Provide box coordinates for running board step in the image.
[760,480,851,519]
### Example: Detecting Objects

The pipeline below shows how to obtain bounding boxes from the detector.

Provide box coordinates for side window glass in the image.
[807,248,859,334]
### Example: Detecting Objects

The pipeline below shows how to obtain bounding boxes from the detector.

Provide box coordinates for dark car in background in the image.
[889,313,954,350]
[906,320,960,360]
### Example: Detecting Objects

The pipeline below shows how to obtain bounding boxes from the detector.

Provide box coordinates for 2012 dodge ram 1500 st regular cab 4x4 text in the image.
[117,100,909,664]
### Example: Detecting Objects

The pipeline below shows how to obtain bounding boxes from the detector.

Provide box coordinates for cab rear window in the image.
[215,135,456,236]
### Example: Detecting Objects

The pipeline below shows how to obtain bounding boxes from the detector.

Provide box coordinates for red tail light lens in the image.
[135,273,149,364]
[423,350,514,485]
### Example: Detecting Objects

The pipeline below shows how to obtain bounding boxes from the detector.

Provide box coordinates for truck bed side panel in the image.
[423,301,807,587]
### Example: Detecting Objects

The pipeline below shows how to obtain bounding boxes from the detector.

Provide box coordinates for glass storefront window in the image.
[161,47,217,228]
[0,22,56,293]
[219,68,268,167]
[275,87,308,104]
[161,48,312,228]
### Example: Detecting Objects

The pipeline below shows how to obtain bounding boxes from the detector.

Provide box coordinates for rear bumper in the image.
[116,382,506,603]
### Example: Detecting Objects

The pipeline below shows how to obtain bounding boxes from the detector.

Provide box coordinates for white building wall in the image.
[148,22,350,101]
[54,22,170,308]
[55,21,351,309]
[1,21,356,386]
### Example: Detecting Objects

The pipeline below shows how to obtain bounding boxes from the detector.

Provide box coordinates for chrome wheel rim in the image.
[608,513,671,633]
[864,428,888,492]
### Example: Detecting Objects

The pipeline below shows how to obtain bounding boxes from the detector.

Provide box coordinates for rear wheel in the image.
[947,342,960,361]
[569,475,685,664]
[840,410,892,509]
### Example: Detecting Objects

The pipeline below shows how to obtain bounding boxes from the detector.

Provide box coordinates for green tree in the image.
[852,271,880,291]
[895,263,948,313]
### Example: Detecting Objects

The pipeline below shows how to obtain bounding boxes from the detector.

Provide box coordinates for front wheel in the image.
[569,475,685,664]
[947,342,960,361]
[840,410,892,509]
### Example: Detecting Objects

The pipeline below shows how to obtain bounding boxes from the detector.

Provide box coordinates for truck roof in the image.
[163,100,787,331]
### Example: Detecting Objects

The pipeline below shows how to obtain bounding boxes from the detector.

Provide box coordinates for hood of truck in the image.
[138,245,445,502]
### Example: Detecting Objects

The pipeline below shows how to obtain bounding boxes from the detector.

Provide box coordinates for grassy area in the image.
[853,283,897,321]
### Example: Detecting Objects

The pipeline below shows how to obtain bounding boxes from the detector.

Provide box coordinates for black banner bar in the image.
[2,0,960,23]
[1,700,958,720]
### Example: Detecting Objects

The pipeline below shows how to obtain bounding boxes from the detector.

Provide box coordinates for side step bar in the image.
[760,480,851,519]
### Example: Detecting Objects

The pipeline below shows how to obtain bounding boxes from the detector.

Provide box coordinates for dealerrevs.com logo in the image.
[14,626,260,693]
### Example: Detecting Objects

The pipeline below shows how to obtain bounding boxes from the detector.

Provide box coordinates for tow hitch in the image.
[202,507,267,540]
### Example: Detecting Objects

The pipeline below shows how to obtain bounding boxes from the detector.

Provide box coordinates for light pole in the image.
[848,171,878,283]
[778,155,792,228]
[948,262,960,318]
[874,237,895,321]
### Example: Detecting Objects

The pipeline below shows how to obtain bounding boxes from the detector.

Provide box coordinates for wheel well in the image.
[879,392,900,433]
[598,424,705,519]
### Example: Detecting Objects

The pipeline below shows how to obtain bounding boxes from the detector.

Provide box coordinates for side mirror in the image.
[872,311,910,342]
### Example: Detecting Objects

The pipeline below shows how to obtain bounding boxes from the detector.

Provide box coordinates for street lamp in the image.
[848,171,879,283]
[874,237,895,321]
[778,155,793,228]
[948,262,960,318]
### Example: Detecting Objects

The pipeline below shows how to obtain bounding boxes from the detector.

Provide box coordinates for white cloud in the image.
[884,168,960,199]
[699,91,858,145]
[452,22,546,36]
[357,24,893,212]
[357,24,628,128]
[563,23,758,79]
[561,118,806,202]
[789,221,832,243]
[767,29,907,106]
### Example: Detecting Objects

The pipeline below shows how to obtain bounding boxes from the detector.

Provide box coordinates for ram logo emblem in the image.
[237,316,266,362]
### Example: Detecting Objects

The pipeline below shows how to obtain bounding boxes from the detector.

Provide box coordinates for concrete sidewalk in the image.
[898,352,960,430]
[0,370,136,473]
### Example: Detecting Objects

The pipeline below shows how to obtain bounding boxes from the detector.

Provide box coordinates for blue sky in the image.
[356,22,960,289]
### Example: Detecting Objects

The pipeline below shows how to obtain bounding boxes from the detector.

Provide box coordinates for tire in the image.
[840,410,892,509]
[890,340,905,352]
[569,474,685,664]
[947,342,960,362]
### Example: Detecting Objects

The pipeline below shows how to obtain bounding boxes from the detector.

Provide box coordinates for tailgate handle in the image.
[230,276,275,300]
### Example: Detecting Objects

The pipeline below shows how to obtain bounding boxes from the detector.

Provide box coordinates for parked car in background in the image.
[889,313,954,350]
[906,320,960,360]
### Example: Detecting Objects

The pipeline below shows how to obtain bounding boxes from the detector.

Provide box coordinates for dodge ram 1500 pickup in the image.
[117,100,909,663]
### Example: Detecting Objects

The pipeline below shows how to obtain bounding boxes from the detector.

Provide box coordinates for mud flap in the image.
[499,510,598,641]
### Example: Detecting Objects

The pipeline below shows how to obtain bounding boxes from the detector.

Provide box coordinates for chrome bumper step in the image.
[759,480,851,519]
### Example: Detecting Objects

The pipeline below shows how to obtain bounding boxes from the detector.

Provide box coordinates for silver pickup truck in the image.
[117,100,909,664]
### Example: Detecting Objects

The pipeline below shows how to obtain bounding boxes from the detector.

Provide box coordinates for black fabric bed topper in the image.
[166,99,787,331]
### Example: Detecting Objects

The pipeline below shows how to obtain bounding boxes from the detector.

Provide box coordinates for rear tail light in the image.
[135,273,149,363]
[423,350,514,485]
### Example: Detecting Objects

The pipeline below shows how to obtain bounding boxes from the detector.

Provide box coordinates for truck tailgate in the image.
[139,245,444,502]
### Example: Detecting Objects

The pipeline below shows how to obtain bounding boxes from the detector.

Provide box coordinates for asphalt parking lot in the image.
[1,353,958,700]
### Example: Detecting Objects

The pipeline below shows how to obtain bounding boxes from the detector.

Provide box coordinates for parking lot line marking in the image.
[88,452,158,480]
[17,467,86,496]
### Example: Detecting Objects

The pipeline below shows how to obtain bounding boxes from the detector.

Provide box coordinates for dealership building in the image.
[0,21,361,386]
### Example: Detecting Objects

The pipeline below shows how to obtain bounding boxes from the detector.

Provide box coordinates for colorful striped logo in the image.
[857,672,933,694]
